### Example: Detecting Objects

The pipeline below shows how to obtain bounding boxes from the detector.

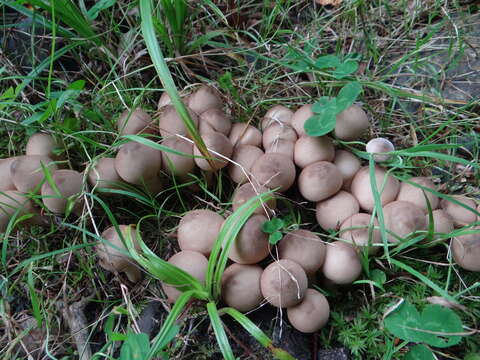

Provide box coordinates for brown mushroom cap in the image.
[440,195,477,228]
[117,108,155,135]
[250,153,296,193]
[350,166,400,212]
[262,123,298,150]
[294,136,335,169]
[41,169,83,214]
[261,105,294,130]
[383,201,426,243]
[0,157,17,191]
[227,214,270,264]
[229,123,262,147]
[316,191,360,230]
[157,92,172,110]
[97,225,142,282]
[199,108,232,136]
[366,138,395,162]
[10,155,58,193]
[265,139,295,159]
[221,264,264,312]
[193,132,233,171]
[161,137,195,177]
[339,213,381,254]
[396,177,439,213]
[298,161,343,202]
[291,104,313,137]
[260,259,308,308]
[228,145,264,184]
[177,209,224,256]
[278,229,326,274]
[162,250,209,302]
[187,85,222,115]
[334,105,369,141]
[333,150,361,190]
[115,141,162,184]
[287,289,330,333]
[232,182,276,215]
[322,241,362,284]
[451,226,480,271]
[158,105,199,138]
[26,133,57,158]
[0,191,35,232]
[426,209,454,241]
[88,157,123,190]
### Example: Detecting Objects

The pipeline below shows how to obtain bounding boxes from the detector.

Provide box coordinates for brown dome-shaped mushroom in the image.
[88,157,123,190]
[350,166,400,212]
[291,104,313,137]
[333,150,361,190]
[97,225,142,282]
[115,141,162,184]
[221,264,264,312]
[334,105,369,141]
[322,241,362,284]
[383,201,426,243]
[227,214,270,264]
[294,136,335,168]
[287,289,330,333]
[265,139,295,160]
[193,132,233,171]
[162,250,209,302]
[250,153,296,193]
[261,105,294,130]
[161,137,195,177]
[339,213,381,254]
[26,133,58,158]
[158,105,199,138]
[229,123,262,147]
[177,209,224,256]
[10,155,58,193]
[298,161,343,202]
[0,157,17,191]
[228,145,264,184]
[0,191,35,232]
[232,182,276,215]
[41,169,83,214]
[187,85,222,114]
[117,108,155,135]
[278,229,326,275]
[199,108,231,136]
[315,191,359,230]
[451,227,480,271]
[440,195,477,228]
[426,209,454,241]
[260,259,308,308]
[366,138,395,162]
[262,123,298,150]
[396,177,439,213]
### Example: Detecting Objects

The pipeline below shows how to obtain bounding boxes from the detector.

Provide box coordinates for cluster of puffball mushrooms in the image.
[1,85,479,334]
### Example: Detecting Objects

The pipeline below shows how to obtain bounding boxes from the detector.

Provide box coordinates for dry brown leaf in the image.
[315,0,343,6]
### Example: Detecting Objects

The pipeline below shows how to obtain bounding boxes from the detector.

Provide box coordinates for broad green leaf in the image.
[119,332,150,360]
[465,353,480,360]
[332,60,359,79]
[336,81,362,112]
[404,344,435,360]
[370,269,386,287]
[262,218,285,234]
[269,231,283,245]
[384,301,422,342]
[314,55,341,69]
[311,96,334,113]
[304,111,337,137]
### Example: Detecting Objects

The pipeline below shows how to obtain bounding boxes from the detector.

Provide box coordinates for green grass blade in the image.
[223,308,296,360]
[206,302,235,360]
[27,264,42,327]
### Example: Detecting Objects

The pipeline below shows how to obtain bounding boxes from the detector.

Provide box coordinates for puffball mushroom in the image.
[228,145,264,184]
[88,157,123,190]
[41,169,83,214]
[451,226,480,271]
[158,105,199,138]
[278,229,326,275]
[199,108,232,136]
[221,264,264,312]
[115,141,162,185]
[10,155,58,193]
[261,105,294,130]
[262,123,298,150]
[294,136,335,168]
[229,123,262,147]
[322,241,362,284]
[339,213,381,254]
[383,201,426,243]
[396,177,439,212]
[250,153,296,193]
[227,214,270,264]
[298,161,343,202]
[0,158,17,191]
[26,133,57,158]
[193,132,233,171]
[187,85,222,115]
[162,250,209,303]
[265,139,295,159]
[117,108,155,135]
[157,92,172,109]
[0,191,35,232]
[333,150,361,190]
[287,289,330,333]
[232,182,276,215]
[426,210,454,241]
[315,191,360,230]
[366,138,395,162]
[260,259,308,308]
[177,209,224,256]
[291,104,313,137]
[160,137,195,177]
[350,166,400,212]
[334,104,369,141]
[440,195,477,228]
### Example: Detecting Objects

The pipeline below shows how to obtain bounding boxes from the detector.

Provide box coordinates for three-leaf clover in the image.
[261,218,285,245]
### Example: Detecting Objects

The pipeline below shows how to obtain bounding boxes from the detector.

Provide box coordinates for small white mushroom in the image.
[366,138,395,162]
